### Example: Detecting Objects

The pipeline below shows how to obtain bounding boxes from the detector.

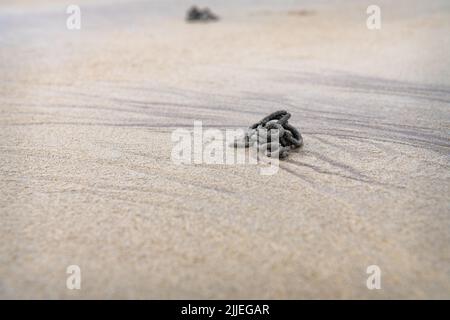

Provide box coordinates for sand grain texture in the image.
[0,0,449,299]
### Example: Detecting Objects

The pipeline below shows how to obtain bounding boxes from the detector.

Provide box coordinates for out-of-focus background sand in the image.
[0,0,449,299]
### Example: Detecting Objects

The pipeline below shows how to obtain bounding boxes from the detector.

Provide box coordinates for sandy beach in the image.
[1,0,449,299]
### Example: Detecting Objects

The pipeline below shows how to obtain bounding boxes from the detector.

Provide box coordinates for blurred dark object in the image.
[186,6,219,22]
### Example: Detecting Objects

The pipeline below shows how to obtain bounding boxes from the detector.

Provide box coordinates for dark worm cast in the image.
[231,110,303,159]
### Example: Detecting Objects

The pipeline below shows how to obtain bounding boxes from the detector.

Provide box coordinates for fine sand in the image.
[1,0,449,299]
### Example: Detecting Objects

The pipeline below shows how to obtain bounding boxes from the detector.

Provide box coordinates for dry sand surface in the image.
[1,0,449,298]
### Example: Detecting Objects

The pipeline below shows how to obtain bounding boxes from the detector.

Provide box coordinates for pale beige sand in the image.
[0,1,449,299]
